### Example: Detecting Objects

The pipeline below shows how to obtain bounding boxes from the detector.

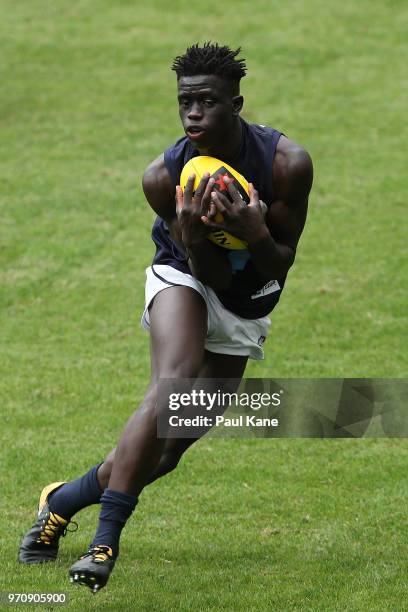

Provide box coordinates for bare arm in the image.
[249,138,313,279]
[142,155,232,291]
[203,137,313,280]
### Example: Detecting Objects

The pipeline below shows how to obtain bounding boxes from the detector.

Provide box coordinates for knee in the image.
[161,450,183,472]
[140,380,191,420]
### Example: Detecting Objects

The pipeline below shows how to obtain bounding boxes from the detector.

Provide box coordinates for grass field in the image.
[1,0,407,610]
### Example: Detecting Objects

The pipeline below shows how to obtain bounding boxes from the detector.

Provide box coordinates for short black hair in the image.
[171,42,247,83]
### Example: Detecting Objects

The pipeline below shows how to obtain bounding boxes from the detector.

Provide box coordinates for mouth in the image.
[185,126,206,141]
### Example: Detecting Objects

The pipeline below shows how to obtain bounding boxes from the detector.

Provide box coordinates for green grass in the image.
[1,0,407,610]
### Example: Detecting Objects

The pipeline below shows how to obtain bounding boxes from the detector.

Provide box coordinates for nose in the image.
[187,101,203,120]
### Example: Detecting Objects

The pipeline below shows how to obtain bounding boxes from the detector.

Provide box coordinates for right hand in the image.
[175,173,217,248]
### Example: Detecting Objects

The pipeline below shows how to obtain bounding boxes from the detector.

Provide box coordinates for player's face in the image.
[177,75,242,151]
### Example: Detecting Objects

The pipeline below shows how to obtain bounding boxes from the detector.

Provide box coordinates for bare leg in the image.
[106,286,207,496]
[97,349,248,490]
[66,288,248,588]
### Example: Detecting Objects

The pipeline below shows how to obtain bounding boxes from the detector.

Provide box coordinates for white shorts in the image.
[141,265,271,360]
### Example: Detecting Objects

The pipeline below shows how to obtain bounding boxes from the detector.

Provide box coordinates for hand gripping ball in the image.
[180,156,249,250]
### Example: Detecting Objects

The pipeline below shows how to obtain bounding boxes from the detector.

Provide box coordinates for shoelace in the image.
[81,545,113,563]
[37,512,78,545]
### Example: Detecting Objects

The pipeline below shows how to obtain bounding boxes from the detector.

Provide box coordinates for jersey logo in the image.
[251,280,280,299]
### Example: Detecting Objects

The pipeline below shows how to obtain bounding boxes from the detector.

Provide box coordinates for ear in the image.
[232,95,244,116]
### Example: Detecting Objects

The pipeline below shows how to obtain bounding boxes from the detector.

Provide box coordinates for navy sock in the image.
[90,489,138,559]
[48,464,103,520]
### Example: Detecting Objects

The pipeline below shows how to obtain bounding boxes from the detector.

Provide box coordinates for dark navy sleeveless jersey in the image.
[151,118,286,319]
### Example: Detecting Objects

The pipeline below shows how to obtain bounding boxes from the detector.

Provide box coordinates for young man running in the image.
[19,42,313,592]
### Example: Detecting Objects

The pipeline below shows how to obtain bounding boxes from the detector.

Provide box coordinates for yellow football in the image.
[180,156,249,250]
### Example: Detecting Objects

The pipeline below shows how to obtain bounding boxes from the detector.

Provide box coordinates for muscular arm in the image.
[206,137,313,281]
[142,155,232,291]
[248,138,313,280]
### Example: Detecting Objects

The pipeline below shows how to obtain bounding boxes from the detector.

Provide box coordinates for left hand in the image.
[175,173,218,248]
[201,177,269,245]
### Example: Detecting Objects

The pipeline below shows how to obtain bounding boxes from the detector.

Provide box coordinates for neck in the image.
[197,117,243,161]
